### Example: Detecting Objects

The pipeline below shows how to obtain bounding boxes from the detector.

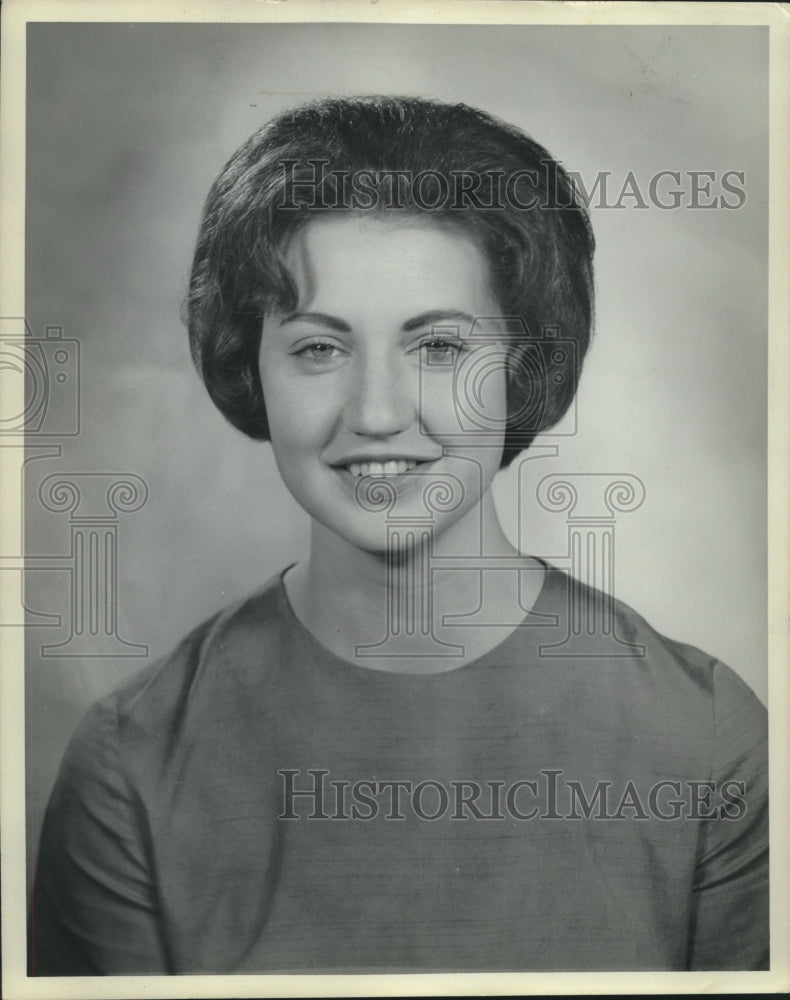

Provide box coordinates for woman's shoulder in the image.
[83,568,292,746]
[538,562,766,721]
[526,564,767,781]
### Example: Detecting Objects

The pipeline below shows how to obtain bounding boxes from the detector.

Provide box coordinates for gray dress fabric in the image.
[30,564,769,974]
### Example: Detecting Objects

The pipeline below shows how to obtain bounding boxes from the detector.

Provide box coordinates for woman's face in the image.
[259,214,508,554]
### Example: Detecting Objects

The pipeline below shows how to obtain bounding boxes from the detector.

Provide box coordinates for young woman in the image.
[31,96,768,974]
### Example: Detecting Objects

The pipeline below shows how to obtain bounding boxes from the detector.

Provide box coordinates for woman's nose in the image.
[343,355,415,437]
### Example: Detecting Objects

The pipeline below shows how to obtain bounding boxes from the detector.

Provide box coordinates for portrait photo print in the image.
[4,8,782,994]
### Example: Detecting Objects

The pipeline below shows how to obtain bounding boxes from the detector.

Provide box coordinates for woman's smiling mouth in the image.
[346,459,420,477]
[330,456,442,482]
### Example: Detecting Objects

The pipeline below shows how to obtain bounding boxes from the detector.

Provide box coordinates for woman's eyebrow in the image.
[278,309,474,334]
[402,310,475,332]
[279,311,351,332]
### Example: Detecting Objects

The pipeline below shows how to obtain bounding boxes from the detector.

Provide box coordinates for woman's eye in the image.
[292,341,344,365]
[417,338,466,364]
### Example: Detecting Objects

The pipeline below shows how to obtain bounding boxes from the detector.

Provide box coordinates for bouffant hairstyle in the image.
[186,96,594,467]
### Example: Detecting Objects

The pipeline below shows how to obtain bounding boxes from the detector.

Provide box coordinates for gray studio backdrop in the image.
[24,23,767,880]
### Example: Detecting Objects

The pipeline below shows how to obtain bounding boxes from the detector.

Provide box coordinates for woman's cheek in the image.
[270,389,335,457]
[423,366,508,441]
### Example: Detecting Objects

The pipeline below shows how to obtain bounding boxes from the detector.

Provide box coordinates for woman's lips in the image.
[332,457,442,491]
[332,456,441,476]
[346,459,418,477]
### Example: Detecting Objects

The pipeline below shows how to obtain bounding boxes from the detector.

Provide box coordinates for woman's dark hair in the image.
[186,95,595,467]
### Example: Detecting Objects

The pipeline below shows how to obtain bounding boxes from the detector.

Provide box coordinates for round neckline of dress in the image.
[276,557,561,680]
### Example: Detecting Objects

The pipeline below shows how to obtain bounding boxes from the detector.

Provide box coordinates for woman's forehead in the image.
[285,210,482,250]
[281,213,496,306]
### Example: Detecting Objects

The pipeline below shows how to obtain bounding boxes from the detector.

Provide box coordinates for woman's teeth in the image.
[346,460,420,477]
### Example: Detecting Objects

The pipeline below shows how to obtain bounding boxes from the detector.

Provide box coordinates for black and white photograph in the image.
[1,1,788,996]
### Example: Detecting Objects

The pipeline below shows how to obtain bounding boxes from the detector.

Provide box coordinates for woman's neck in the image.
[283,490,545,674]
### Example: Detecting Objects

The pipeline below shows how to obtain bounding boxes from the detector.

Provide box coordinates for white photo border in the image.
[1,1,788,997]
